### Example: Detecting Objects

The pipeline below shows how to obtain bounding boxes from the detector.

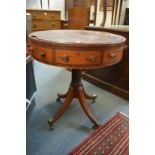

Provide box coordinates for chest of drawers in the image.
[26,9,61,31]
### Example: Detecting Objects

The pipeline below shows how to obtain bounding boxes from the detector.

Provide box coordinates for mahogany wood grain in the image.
[31,45,53,64]
[65,0,98,26]
[30,12,60,20]
[55,50,101,65]
[26,9,61,31]
[32,21,61,31]
[29,30,125,69]
[102,47,123,65]
[85,26,129,100]
[68,7,90,30]
[29,30,126,128]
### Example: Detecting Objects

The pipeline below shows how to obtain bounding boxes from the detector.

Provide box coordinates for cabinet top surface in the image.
[26,8,60,12]
[29,30,126,48]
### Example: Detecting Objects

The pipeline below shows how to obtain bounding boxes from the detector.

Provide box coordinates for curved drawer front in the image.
[103,47,123,65]
[55,50,101,66]
[31,45,52,64]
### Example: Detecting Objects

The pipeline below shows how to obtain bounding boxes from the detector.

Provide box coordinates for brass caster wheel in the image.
[56,97,60,102]
[48,118,55,130]
[92,94,97,98]
[92,99,96,104]
[92,123,101,130]
[92,94,97,103]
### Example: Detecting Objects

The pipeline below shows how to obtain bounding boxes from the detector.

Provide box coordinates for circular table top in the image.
[29,30,126,48]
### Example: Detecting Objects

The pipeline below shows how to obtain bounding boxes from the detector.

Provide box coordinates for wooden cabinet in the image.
[124,8,129,25]
[31,45,53,64]
[26,9,61,31]
[64,0,98,28]
[68,7,90,29]
[84,26,129,100]
[65,0,91,9]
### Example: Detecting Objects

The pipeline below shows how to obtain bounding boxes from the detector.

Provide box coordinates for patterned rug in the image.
[68,112,129,155]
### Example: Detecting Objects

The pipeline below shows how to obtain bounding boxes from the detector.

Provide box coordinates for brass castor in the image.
[92,123,101,129]
[48,118,55,130]
[84,92,97,103]
[56,97,60,102]
[92,94,97,103]
[56,93,67,102]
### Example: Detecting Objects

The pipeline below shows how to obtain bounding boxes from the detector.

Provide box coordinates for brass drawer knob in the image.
[28,47,33,53]
[40,52,46,58]
[87,56,96,62]
[109,53,116,59]
[61,55,69,62]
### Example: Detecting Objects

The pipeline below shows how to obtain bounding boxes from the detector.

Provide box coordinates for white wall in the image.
[26,0,41,8]
[49,0,65,20]
[26,0,129,25]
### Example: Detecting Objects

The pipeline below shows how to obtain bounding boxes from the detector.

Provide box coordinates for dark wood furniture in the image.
[124,8,129,25]
[28,30,126,129]
[65,0,90,17]
[26,9,61,31]
[84,25,129,100]
[68,7,90,29]
[101,0,124,26]
[65,0,98,26]
[61,20,68,29]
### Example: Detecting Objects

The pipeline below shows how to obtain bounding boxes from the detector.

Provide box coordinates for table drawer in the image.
[29,11,60,20]
[32,21,61,30]
[103,48,123,65]
[55,50,101,65]
[31,45,52,64]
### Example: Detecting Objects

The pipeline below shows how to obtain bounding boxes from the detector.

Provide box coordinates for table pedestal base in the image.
[48,69,100,129]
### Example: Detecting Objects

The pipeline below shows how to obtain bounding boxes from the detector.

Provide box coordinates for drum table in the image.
[28,30,126,129]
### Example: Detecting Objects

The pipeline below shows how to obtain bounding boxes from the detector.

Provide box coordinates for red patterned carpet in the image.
[68,112,129,155]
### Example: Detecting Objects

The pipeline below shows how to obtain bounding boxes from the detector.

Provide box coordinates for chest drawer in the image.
[103,48,123,65]
[31,45,52,64]
[55,50,101,66]
[32,21,61,31]
[29,11,60,20]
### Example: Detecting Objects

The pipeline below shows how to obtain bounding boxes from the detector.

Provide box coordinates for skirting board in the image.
[83,73,129,100]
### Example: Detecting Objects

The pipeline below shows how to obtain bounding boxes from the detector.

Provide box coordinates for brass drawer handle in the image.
[51,24,55,27]
[51,15,55,18]
[28,47,33,53]
[61,55,69,62]
[31,35,37,38]
[87,56,96,62]
[40,52,46,58]
[109,53,116,59]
